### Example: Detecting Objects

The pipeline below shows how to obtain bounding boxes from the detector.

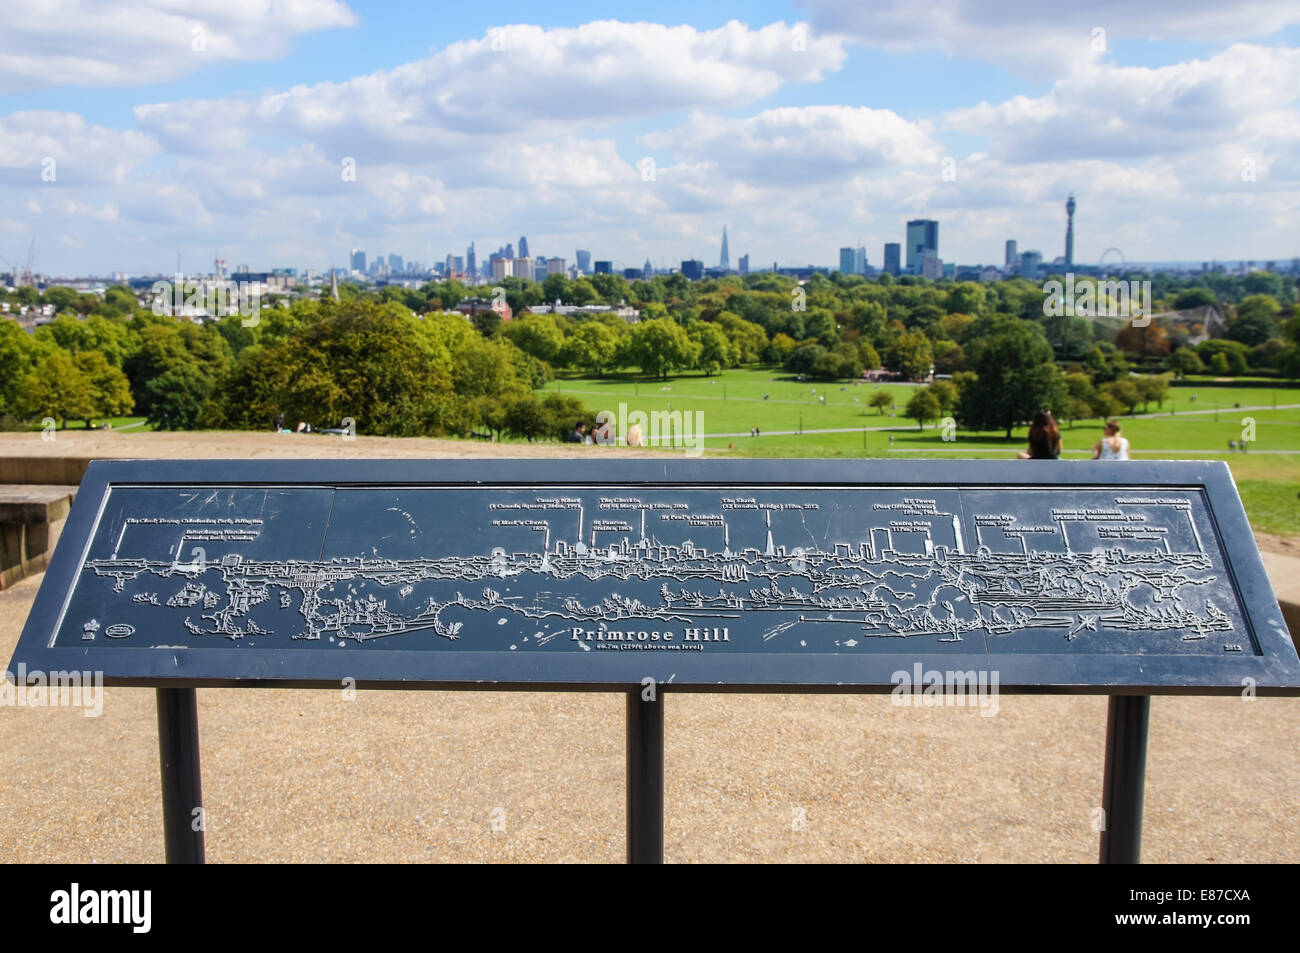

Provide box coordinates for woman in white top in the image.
[1092,420,1131,460]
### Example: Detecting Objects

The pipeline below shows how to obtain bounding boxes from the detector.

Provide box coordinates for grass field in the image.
[544,367,1299,536]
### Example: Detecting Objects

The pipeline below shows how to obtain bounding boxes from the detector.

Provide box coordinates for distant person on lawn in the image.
[1092,420,1130,460]
[1018,410,1061,459]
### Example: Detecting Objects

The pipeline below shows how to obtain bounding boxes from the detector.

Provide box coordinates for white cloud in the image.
[134,20,847,159]
[0,111,159,185]
[0,0,358,93]
[643,106,940,185]
[799,0,1300,78]
[944,45,1300,166]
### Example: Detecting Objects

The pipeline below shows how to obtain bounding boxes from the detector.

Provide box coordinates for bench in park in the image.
[9,459,1298,863]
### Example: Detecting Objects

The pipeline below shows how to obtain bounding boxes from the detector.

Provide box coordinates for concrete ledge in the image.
[0,457,94,486]
[0,485,77,590]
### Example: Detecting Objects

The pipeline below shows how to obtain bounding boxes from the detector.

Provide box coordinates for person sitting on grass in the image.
[1018,410,1062,459]
[1092,420,1130,460]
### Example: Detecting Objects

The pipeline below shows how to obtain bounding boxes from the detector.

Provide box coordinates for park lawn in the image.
[543,368,1297,536]
[16,415,153,433]
[546,367,922,435]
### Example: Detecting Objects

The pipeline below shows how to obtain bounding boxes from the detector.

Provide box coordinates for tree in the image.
[1115,322,1170,359]
[1209,352,1230,375]
[905,389,940,431]
[689,322,739,374]
[145,364,212,430]
[858,341,881,370]
[1197,339,1249,375]
[1227,294,1281,346]
[73,350,133,427]
[929,380,958,414]
[563,321,622,376]
[16,352,95,428]
[625,318,699,379]
[502,394,551,441]
[956,316,1065,438]
[1101,378,1140,415]
[1173,288,1216,310]
[504,313,564,363]
[887,331,933,381]
[766,333,797,364]
[868,391,893,415]
[1136,374,1170,412]
[1168,347,1204,379]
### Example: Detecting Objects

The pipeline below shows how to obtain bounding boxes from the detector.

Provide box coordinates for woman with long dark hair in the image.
[1017,410,1062,459]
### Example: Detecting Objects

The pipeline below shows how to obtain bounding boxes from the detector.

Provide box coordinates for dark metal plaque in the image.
[10,459,1299,693]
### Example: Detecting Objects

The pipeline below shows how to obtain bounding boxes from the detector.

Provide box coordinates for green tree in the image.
[504,313,565,363]
[146,364,212,430]
[689,321,739,374]
[905,388,941,431]
[887,331,933,381]
[868,391,893,415]
[1102,379,1140,415]
[563,321,622,376]
[1168,346,1204,378]
[957,317,1065,438]
[929,379,958,414]
[73,350,133,427]
[625,318,699,379]
[17,352,95,428]
[1227,294,1280,346]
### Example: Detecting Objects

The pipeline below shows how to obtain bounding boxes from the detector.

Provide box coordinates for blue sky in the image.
[1,0,1298,277]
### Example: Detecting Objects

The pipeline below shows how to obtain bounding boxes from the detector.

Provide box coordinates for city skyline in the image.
[1,2,1298,277]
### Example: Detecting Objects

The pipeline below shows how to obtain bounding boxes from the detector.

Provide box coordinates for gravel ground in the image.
[1,431,1296,863]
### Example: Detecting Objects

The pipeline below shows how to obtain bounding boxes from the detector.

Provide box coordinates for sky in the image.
[1,0,1298,278]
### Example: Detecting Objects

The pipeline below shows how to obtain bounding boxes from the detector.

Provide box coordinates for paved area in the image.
[0,432,1296,862]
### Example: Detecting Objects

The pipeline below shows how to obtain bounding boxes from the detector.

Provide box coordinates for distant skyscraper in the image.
[547,257,566,275]
[350,249,366,273]
[594,260,612,274]
[1005,240,1018,271]
[453,256,463,274]
[883,243,901,277]
[575,249,592,273]
[445,253,454,275]
[643,258,653,280]
[720,227,730,270]
[839,247,855,275]
[466,242,476,278]
[518,236,529,259]
[681,259,704,281]
[1019,250,1042,278]
[503,243,514,259]
[853,247,866,275]
[906,219,939,273]
[388,253,403,271]
[738,254,749,275]
[1064,193,1076,268]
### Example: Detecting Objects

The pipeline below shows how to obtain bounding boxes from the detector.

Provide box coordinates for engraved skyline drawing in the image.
[55,485,1250,657]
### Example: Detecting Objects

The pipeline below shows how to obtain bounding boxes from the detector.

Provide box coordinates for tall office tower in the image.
[1005,240,1018,271]
[883,243,901,276]
[513,257,532,281]
[839,247,855,275]
[452,256,463,274]
[491,257,512,280]
[681,259,704,281]
[548,257,567,275]
[720,226,730,270]
[575,249,592,273]
[1064,193,1076,268]
[350,249,366,273]
[643,258,654,280]
[466,242,476,277]
[388,253,403,271]
[503,243,514,259]
[518,236,529,259]
[1019,250,1042,278]
[906,219,939,273]
[534,260,549,282]
[853,246,866,275]
[445,253,454,275]
[738,253,749,276]
[594,260,612,275]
